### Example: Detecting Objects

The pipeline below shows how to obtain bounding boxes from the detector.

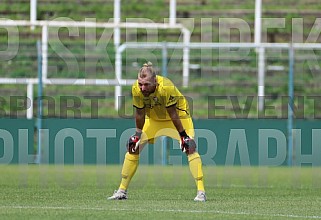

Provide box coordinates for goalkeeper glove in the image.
[127,131,142,154]
[179,130,196,155]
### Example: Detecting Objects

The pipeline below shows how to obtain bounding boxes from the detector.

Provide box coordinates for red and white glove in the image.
[127,132,141,154]
[179,130,196,155]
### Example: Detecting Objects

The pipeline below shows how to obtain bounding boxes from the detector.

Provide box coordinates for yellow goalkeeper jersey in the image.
[132,75,190,121]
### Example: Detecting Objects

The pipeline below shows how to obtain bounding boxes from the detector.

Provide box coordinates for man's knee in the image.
[187,139,197,155]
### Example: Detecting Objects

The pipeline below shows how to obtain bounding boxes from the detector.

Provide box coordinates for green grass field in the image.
[1,165,321,220]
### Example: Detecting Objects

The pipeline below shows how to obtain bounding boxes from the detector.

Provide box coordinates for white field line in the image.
[0,205,321,219]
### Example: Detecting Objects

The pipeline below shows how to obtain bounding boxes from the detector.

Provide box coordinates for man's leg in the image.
[152,119,206,201]
[118,120,153,191]
[108,149,142,200]
[119,152,139,190]
[188,152,205,192]
[107,152,139,200]
[187,148,206,202]
[182,119,206,201]
[108,130,150,200]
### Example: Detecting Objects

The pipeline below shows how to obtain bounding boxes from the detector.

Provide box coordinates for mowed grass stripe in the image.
[1,205,321,219]
[0,165,321,220]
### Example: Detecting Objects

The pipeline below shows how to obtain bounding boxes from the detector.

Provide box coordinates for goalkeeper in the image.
[108,62,206,202]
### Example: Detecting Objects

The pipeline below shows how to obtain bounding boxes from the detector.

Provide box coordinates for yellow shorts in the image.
[141,117,195,144]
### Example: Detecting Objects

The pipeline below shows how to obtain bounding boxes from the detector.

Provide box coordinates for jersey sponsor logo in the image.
[167,95,177,106]
[169,95,175,102]
[143,96,162,109]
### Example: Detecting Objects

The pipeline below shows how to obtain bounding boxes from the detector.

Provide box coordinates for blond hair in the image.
[138,61,156,79]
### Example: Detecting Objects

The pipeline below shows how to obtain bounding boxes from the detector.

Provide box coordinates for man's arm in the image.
[167,104,196,154]
[135,107,146,133]
[126,107,145,155]
[166,104,184,133]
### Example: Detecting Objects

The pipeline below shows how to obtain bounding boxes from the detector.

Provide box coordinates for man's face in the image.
[138,76,156,97]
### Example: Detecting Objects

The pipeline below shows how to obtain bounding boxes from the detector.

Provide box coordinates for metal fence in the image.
[1,19,321,119]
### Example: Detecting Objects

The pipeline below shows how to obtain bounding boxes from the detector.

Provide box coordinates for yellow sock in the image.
[188,152,205,192]
[119,152,139,190]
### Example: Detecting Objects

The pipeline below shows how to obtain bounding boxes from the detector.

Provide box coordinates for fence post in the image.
[30,0,37,30]
[41,25,48,82]
[115,46,122,110]
[257,47,265,112]
[287,44,294,166]
[182,28,190,87]
[27,82,33,119]
[35,40,43,164]
[162,42,168,165]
